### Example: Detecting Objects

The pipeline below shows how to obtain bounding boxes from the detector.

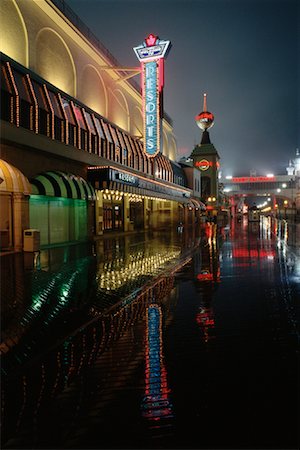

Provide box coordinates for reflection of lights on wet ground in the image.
[20,259,89,326]
[196,307,215,343]
[98,250,180,292]
[142,304,173,422]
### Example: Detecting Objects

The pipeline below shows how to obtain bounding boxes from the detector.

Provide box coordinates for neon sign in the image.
[195,160,220,170]
[116,172,136,184]
[195,159,211,170]
[144,61,159,156]
[134,34,171,63]
[231,176,275,183]
[134,34,171,157]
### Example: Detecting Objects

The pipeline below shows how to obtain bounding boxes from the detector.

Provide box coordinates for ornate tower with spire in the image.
[191,94,220,212]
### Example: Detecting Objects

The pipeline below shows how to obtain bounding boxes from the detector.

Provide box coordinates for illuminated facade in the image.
[0,0,204,251]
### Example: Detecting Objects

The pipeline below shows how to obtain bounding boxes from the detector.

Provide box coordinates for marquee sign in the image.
[231,176,275,183]
[134,34,171,157]
[116,172,136,184]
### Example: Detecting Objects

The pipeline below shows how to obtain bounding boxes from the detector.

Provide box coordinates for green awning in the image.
[30,171,95,200]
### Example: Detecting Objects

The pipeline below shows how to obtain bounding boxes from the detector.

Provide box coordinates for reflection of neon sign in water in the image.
[144,61,159,156]
[142,304,173,421]
[196,307,215,343]
[197,224,220,282]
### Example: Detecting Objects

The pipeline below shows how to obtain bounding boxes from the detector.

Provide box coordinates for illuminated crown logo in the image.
[145,34,158,47]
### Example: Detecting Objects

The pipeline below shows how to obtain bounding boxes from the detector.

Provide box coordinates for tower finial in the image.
[195,93,214,131]
[203,93,207,112]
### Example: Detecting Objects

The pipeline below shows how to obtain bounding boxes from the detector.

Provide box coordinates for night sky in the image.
[66,0,299,176]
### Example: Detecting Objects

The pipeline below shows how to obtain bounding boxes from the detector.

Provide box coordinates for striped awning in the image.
[30,171,95,200]
[186,199,206,211]
[190,198,206,211]
[0,159,31,195]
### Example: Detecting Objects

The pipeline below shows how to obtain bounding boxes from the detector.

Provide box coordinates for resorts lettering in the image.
[145,61,158,154]
[117,172,136,184]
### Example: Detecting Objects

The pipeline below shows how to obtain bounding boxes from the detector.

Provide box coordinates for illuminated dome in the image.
[195,93,214,131]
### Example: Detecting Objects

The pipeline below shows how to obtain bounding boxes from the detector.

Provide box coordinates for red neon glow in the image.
[145,34,157,46]
[195,111,214,122]
[195,160,213,168]
[158,59,164,92]
[196,307,215,343]
[197,272,214,281]
[232,248,275,258]
[231,176,275,183]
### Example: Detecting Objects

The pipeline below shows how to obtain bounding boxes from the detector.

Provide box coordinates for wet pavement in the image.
[1,218,299,449]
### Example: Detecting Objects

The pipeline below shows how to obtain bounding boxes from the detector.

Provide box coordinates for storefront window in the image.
[73,103,88,151]
[84,111,97,154]
[109,125,121,163]
[31,79,51,137]
[12,69,33,130]
[101,119,114,160]
[93,117,106,157]
[1,63,13,124]
[48,89,64,142]
[61,96,77,147]
[30,196,87,246]
[103,200,123,231]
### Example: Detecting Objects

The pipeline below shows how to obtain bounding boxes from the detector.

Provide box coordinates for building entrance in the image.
[129,200,144,230]
[103,202,123,231]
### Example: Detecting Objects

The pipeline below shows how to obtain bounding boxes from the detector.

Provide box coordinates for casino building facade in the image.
[0,0,204,252]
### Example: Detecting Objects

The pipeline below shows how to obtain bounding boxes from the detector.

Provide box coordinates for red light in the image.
[232,176,275,183]
[195,160,213,168]
[145,34,157,46]
[197,272,213,281]
[232,249,275,258]
[195,111,214,121]
[158,59,164,92]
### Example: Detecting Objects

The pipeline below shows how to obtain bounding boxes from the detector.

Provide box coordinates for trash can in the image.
[23,229,40,252]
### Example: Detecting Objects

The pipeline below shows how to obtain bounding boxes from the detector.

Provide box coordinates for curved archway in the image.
[132,105,143,138]
[108,88,129,131]
[79,65,107,117]
[0,159,30,251]
[35,28,76,97]
[162,130,169,158]
[169,136,178,161]
[0,0,28,66]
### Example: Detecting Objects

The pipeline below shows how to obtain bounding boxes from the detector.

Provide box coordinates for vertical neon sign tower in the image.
[134,34,171,157]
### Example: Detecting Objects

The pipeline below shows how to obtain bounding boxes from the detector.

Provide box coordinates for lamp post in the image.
[283,200,288,220]
[206,196,216,222]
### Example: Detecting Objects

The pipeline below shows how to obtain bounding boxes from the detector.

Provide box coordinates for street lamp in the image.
[283,200,288,219]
